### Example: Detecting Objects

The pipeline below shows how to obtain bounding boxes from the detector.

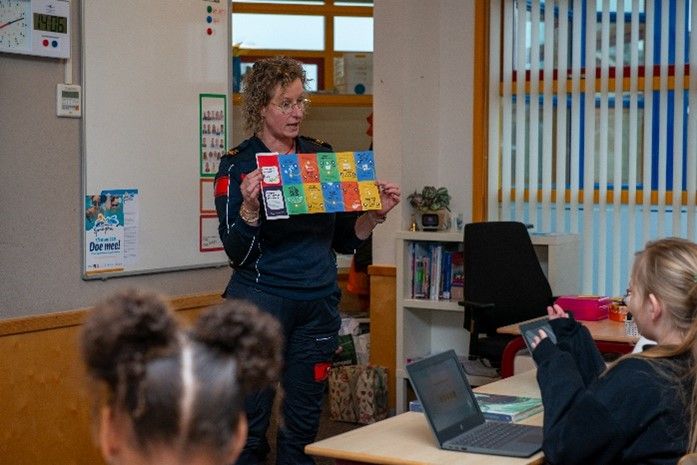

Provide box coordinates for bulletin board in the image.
[81,0,230,278]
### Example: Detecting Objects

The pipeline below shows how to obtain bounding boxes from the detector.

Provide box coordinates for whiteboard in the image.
[82,0,229,278]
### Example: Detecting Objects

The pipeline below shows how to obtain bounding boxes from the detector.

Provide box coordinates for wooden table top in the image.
[305,370,544,465]
[497,316,639,344]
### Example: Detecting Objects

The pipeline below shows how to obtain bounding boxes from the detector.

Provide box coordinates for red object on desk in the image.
[555,295,611,321]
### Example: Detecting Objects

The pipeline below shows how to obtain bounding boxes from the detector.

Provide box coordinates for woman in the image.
[530,237,697,464]
[214,56,400,465]
[80,289,283,465]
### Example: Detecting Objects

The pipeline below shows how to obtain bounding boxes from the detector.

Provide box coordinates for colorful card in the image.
[283,184,308,214]
[255,151,381,220]
[322,181,345,212]
[257,153,282,187]
[359,181,383,210]
[337,152,358,181]
[299,153,321,183]
[341,181,363,211]
[317,152,341,183]
[304,183,325,213]
[278,153,303,184]
[261,186,288,219]
[355,151,377,181]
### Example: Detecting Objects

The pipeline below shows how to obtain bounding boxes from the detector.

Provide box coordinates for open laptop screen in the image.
[408,352,482,435]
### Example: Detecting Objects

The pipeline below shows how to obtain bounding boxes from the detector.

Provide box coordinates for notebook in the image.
[406,350,543,457]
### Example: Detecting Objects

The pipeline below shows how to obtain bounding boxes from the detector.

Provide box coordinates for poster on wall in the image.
[200,93,227,177]
[102,189,139,266]
[84,189,139,274]
[200,215,223,252]
[84,193,125,274]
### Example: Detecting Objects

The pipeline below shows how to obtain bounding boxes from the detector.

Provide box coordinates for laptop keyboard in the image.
[449,422,531,449]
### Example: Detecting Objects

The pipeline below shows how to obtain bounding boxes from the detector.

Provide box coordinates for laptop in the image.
[406,350,543,457]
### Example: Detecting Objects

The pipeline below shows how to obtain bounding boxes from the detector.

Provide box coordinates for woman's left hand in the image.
[376,181,401,216]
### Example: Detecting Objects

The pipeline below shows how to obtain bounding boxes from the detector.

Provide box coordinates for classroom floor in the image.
[265,390,363,465]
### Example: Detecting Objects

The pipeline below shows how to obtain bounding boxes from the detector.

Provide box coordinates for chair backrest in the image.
[464,221,553,336]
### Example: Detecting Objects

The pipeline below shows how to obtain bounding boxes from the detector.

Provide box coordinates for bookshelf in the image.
[395,231,467,413]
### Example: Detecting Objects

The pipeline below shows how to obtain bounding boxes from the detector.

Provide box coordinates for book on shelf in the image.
[409,242,462,300]
[473,393,543,422]
[449,250,464,301]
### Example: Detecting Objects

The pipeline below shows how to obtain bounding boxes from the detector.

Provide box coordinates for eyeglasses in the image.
[270,98,310,115]
[623,288,632,305]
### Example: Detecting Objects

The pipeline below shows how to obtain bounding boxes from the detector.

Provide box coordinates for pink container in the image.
[554,295,611,321]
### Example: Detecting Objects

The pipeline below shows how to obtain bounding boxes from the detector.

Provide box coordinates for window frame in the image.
[231,0,373,101]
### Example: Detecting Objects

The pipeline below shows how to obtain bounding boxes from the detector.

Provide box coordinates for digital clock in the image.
[0,0,69,58]
[33,12,66,33]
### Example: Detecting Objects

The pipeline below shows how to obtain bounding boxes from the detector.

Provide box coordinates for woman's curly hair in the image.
[241,56,307,135]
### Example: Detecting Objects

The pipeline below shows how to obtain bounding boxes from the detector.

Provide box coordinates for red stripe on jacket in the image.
[214,176,229,197]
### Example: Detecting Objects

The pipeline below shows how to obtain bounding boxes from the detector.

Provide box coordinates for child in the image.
[80,289,283,465]
[530,237,697,465]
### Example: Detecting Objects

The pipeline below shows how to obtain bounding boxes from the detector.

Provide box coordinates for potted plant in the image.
[407,186,452,231]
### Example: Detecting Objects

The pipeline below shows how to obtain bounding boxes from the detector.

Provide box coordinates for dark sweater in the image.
[533,317,690,465]
[214,136,364,300]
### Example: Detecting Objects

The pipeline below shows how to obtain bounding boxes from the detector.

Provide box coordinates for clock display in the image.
[33,12,65,33]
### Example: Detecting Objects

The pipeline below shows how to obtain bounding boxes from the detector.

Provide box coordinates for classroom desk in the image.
[497,317,640,377]
[305,369,544,465]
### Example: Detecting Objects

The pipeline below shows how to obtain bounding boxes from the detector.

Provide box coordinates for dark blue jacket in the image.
[214,135,364,300]
[533,317,691,465]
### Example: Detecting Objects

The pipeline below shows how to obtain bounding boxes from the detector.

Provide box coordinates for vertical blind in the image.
[488,0,697,295]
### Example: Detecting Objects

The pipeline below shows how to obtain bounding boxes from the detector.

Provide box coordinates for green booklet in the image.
[474,393,543,423]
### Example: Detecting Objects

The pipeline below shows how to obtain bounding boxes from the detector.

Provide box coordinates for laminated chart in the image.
[256,151,382,220]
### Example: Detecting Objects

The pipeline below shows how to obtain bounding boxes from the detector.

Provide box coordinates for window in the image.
[484,0,697,295]
[231,0,373,96]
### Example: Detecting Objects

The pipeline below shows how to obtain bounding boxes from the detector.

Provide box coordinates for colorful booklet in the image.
[473,393,543,423]
[256,151,382,220]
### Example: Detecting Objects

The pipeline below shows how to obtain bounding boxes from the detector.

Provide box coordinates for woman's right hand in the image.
[240,169,262,211]
[547,304,569,320]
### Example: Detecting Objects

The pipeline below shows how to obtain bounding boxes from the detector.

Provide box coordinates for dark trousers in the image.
[226,281,340,465]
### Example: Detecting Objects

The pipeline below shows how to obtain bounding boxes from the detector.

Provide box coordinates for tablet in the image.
[519,317,557,355]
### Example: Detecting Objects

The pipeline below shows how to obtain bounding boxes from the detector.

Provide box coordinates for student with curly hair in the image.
[530,237,697,464]
[80,289,283,465]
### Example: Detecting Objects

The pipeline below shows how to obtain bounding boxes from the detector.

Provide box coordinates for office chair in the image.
[460,221,554,369]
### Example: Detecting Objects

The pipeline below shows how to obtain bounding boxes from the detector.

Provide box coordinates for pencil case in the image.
[554,295,610,321]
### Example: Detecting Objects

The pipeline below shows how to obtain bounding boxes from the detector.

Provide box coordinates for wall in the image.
[0,0,475,316]
[372,0,474,265]
[0,0,373,318]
